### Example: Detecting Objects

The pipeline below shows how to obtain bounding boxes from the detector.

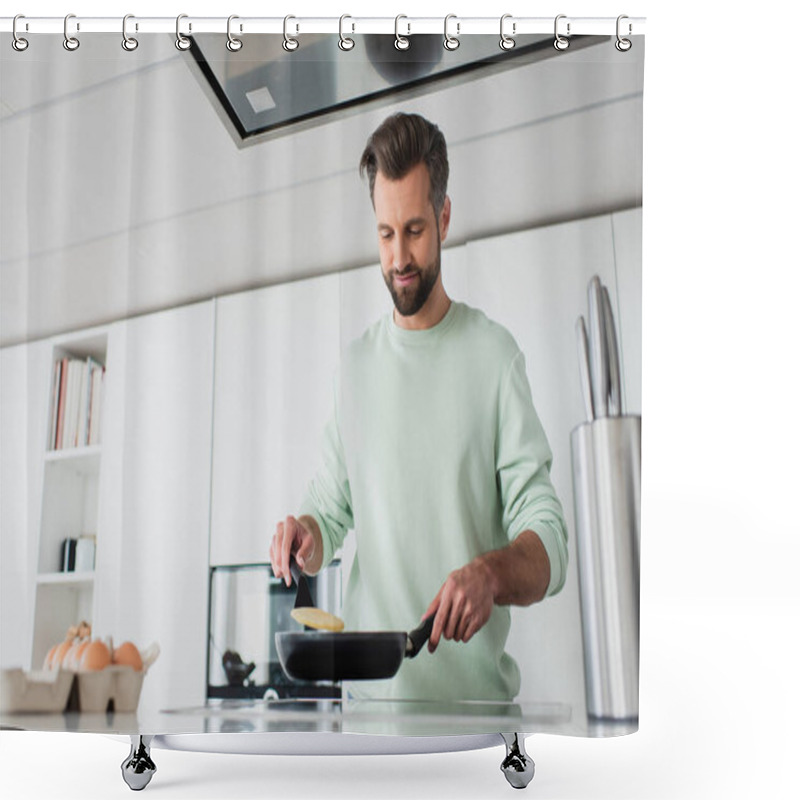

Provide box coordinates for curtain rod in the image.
[1,16,645,37]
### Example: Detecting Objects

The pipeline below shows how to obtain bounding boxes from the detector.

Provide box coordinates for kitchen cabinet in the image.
[100,301,215,716]
[335,221,642,709]
[0,341,50,670]
[210,275,340,567]
[461,213,639,708]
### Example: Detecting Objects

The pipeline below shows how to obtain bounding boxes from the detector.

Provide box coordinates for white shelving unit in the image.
[30,329,107,670]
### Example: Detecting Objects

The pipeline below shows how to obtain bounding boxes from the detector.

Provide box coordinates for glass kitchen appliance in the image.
[207,561,342,701]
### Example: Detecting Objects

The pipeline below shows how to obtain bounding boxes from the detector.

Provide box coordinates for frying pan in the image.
[275,559,434,681]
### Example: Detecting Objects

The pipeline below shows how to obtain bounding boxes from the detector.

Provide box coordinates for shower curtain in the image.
[0,19,644,743]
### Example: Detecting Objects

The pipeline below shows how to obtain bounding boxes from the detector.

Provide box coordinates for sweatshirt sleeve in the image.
[496,350,569,596]
[298,372,354,569]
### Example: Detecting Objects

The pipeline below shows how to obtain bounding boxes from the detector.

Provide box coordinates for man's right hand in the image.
[270,515,318,587]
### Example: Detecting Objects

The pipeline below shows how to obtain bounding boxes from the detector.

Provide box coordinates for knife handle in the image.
[588,276,609,418]
[576,316,595,422]
[602,286,623,416]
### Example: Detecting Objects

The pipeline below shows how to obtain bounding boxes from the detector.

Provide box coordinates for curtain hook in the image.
[63,13,80,51]
[500,14,516,50]
[122,14,138,51]
[176,14,191,51]
[444,14,460,51]
[226,15,243,52]
[283,15,299,51]
[12,14,29,52]
[554,14,570,51]
[338,14,355,51]
[615,15,632,51]
[394,15,410,51]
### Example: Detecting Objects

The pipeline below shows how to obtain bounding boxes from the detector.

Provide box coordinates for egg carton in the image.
[0,667,75,713]
[73,665,144,712]
[73,643,160,713]
[0,643,159,714]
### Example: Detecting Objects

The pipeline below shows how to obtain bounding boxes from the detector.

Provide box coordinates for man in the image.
[270,112,568,702]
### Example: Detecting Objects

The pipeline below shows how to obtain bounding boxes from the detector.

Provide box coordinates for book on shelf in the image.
[64,360,81,449]
[76,361,89,448]
[59,538,77,572]
[49,361,61,451]
[88,364,104,446]
[49,355,105,450]
[54,359,68,450]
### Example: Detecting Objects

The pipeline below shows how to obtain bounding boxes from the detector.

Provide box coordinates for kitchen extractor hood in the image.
[185,33,603,147]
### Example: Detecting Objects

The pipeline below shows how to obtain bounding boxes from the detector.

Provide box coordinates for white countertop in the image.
[1,696,637,739]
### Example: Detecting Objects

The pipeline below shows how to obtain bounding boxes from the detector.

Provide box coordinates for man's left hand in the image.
[423,559,497,653]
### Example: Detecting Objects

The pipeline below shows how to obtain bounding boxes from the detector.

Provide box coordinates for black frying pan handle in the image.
[405,614,436,659]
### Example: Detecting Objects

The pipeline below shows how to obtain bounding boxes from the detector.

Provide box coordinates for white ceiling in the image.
[0,34,643,346]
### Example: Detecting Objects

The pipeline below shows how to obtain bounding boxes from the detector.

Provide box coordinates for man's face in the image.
[373,162,450,318]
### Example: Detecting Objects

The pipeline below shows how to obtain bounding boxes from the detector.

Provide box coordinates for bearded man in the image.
[270,112,568,702]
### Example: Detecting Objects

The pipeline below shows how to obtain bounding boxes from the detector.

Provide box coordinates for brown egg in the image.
[112,641,143,671]
[79,639,111,671]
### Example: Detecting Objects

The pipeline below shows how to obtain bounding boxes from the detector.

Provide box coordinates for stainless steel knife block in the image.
[570,415,641,721]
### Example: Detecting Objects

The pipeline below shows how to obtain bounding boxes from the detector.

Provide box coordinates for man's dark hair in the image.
[359,113,449,217]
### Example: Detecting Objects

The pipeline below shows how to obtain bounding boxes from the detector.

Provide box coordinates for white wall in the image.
[0,341,50,669]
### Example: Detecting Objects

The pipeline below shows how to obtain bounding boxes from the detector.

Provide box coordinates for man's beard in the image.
[384,242,441,318]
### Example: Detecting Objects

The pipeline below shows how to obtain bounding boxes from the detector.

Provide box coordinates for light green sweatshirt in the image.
[300,301,568,701]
